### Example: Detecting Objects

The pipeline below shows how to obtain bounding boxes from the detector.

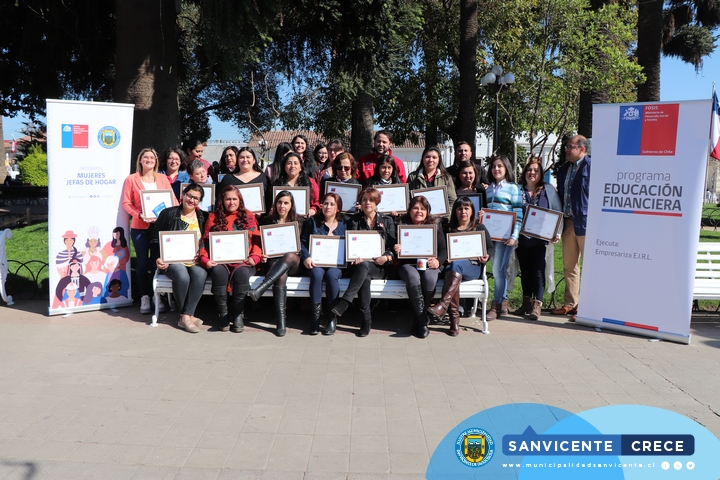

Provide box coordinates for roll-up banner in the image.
[46,100,134,315]
[578,100,711,344]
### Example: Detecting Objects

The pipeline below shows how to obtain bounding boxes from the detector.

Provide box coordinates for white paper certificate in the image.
[447,232,486,260]
[209,231,248,263]
[310,235,346,268]
[260,222,300,258]
[181,183,215,213]
[412,186,449,216]
[481,209,516,241]
[324,182,361,212]
[236,184,265,214]
[159,231,200,264]
[345,231,384,261]
[521,205,562,241]
[397,225,436,258]
[273,186,309,216]
[376,184,409,213]
[141,189,175,220]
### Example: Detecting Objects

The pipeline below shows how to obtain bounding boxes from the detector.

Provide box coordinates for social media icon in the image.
[674,461,682,470]
[661,462,670,470]
[686,461,695,470]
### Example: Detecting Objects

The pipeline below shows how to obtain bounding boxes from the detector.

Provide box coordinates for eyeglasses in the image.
[185,195,202,203]
[565,144,582,150]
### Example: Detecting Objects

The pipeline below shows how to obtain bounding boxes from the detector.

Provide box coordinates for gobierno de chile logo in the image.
[97,126,121,149]
[455,427,495,467]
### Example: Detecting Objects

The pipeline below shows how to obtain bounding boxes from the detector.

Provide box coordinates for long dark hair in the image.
[111,227,127,248]
[370,154,400,184]
[489,155,515,184]
[219,146,240,174]
[414,146,451,180]
[402,195,435,225]
[455,160,481,190]
[270,142,293,183]
[518,159,545,196]
[448,196,479,232]
[274,152,312,187]
[237,146,263,173]
[291,134,316,178]
[314,192,343,225]
[271,190,298,223]
[212,185,251,231]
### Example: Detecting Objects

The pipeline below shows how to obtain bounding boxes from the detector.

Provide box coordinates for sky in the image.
[3,54,719,142]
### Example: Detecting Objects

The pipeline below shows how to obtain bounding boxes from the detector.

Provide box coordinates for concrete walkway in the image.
[1,299,720,479]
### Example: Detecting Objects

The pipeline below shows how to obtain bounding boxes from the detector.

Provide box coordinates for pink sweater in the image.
[121,172,177,230]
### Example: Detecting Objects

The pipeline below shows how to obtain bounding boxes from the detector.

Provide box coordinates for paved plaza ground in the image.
[1,297,720,479]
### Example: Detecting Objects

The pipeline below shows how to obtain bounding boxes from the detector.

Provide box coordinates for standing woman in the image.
[122,148,177,314]
[319,152,362,204]
[454,160,487,209]
[364,155,402,188]
[199,185,262,333]
[270,152,320,217]
[329,188,397,337]
[154,184,209,333]
[248,191,304,336]
[313,143,330,184]
[292,134,316,179]
[182,139,211,172]
[514,160,562,320]
[484,155,523,319]
[211,146,239,183]
[159,147,190,201]
[300,193,348,335]
[216,147,270,207]
[406,146,457,219]
[392,196,447,338]
[428,197,494,335]
[265,142,293,183]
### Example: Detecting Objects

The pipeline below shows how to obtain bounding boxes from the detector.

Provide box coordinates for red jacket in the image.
[121,172,177,230]
[356,148,407,183]
[199,209,262,269]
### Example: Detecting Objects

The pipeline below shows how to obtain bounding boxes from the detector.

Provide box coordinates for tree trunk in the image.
[351,92,374,158]
[114,0,180,170]
[636,0,663,102]
[442,0,477,150]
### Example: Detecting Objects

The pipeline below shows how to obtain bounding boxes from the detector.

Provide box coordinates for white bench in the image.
[694,242,720,302]
[152,271,489,333]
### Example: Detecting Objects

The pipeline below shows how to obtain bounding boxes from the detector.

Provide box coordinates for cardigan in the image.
[121,172,177,230]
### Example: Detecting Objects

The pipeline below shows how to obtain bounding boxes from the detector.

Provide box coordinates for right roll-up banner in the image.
[578,100,712,344]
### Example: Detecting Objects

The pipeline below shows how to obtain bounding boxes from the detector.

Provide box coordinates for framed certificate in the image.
[181,183,215,213]
[345,231,384,261]
[309,235,346,268]
[141,189,174,220]
[324,182,361,212]
[235,183,265,214]
[520,205,562,242]
[397,225,437,259]
[480,209,517,241]
[463,193,483,219]
[412,186,449,216]
[447,231,486,260]
[272,186,310,216]
[159,230,200,264]
[260,222,300,258]
[209,231,248,264]
[375,184,409,213]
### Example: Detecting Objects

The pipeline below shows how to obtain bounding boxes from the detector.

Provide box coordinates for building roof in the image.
[247,130,426,149]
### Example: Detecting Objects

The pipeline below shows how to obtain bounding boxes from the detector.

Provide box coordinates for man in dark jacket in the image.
[446,141,487,186]
[552,135,590,321]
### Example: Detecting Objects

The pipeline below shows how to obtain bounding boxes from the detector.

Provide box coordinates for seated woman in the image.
[428,196,494,336]
[392,196,447,338]
[329,187,396,337]
[319,152,362,212]
[248,191,304,336]
[199,185,262,333]
[216,147,270,208]
[300,192,348,335]
[159,147,190,201]
[154,184,209,333]
[270,152,320,217]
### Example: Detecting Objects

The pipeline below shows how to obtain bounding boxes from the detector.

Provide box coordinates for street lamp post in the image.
[480,65,515,155]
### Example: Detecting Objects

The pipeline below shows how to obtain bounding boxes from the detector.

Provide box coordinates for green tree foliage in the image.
[18,143,48,186]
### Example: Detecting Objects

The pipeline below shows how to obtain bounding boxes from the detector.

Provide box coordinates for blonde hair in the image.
[135,148,159,176]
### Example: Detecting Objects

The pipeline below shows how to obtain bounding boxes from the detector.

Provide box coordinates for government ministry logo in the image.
[455,427,495,467]
[98,126,120,149]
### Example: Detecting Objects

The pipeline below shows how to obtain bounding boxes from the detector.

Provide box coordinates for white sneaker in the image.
[140,295,151,314]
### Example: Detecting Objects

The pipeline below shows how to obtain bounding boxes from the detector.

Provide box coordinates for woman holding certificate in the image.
[406,146,457,219]
[392,196,447,338]
[270,152,320,217]
[428,196,494,335]
[199,185,262,333]
[364,155,401,188]
[300,192,348,335]
[159,148,190,201]
[154,184,208,333]
[248,191,304,336]
[329,187,397,337]
[318,152,362,204]
[215,147,270,207]
[454,161,487,210]
[484,155,523,320]
[122,148,177,314]
[514,160,562,320]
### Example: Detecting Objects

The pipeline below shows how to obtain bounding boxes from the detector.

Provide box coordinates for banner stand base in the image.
[576,317,691,345]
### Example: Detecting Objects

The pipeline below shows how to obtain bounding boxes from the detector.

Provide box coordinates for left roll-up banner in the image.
[47,100,134,315]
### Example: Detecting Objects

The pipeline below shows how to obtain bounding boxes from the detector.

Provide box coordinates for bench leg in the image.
[151,291,160,327]
[480,296,489,334]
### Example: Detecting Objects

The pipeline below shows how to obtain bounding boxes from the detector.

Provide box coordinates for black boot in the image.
[309,303,321,335]
[358,302,372,337]
[211,286,229,332]
[273,286,287,337]
[407,285,429,339]
[229,287,247,333]
[329,297,350,317]
[323,300,337,335]
[249,261,291,302]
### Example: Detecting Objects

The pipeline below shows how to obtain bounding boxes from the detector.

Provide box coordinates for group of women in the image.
[122,138,562,336]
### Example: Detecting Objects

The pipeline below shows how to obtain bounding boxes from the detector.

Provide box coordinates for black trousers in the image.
[516,243,546,300]
[342,261,385,310]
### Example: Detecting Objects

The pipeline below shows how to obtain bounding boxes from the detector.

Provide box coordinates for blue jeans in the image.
[131,228,156,297]
[308,267,343,304]
[163,264,207,316]
[446,260,483,281]
[491,241,515,303]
